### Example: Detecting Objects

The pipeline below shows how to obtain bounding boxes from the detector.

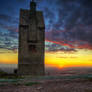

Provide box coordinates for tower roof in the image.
[30,0,36,11]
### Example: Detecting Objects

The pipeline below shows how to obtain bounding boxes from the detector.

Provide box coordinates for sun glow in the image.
[0,48,92,69]
[45,49,92,68]
[0,49,18,64]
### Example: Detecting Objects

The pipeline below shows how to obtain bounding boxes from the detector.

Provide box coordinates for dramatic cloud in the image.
[44,0,92,51]
[16,0,25,2]
[0,14,18,24]
[0,27,18,52]
[0,0,92,53]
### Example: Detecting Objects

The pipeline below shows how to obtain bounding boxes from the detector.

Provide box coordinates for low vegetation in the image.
[24,82,41,86]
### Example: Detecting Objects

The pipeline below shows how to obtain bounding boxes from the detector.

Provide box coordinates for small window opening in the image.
[29,45,37,52]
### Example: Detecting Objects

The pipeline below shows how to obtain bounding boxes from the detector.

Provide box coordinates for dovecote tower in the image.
[18,0,45,75]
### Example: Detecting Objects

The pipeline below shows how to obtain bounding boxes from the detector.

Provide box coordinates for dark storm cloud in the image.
[0,0,92,52]
[45,0,92,26]
[44,0,81,31]
[0,37,18,53]
[0,14,19,24]
[46,43,77,53]
[0,0,28,52]
[44,7,55,21]
[44,0,92,50]
[0,26,18,53]
[9,31,18,38]
[69,25,92,44]
[0,25,18,33]
[81,0,92,8]
[16,0,26,2]
[0,14,11,22]
[0,13,19,34]
[0,22,18,33]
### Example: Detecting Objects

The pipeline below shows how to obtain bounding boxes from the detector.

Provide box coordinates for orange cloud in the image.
[45,39,92,50]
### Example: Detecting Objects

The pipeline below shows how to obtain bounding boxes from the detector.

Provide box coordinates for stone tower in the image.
[18,0,45,75]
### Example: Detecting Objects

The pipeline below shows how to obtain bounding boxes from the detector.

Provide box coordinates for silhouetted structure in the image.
[18,0,45,75]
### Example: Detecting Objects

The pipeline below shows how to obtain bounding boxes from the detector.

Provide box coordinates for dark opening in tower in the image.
[28,44,37,52]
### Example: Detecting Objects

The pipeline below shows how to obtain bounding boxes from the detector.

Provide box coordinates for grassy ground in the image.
[1,75,92,92]
[0,74,92,85]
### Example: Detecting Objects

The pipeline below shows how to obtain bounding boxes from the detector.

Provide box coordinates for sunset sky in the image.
[0,0,92,69]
